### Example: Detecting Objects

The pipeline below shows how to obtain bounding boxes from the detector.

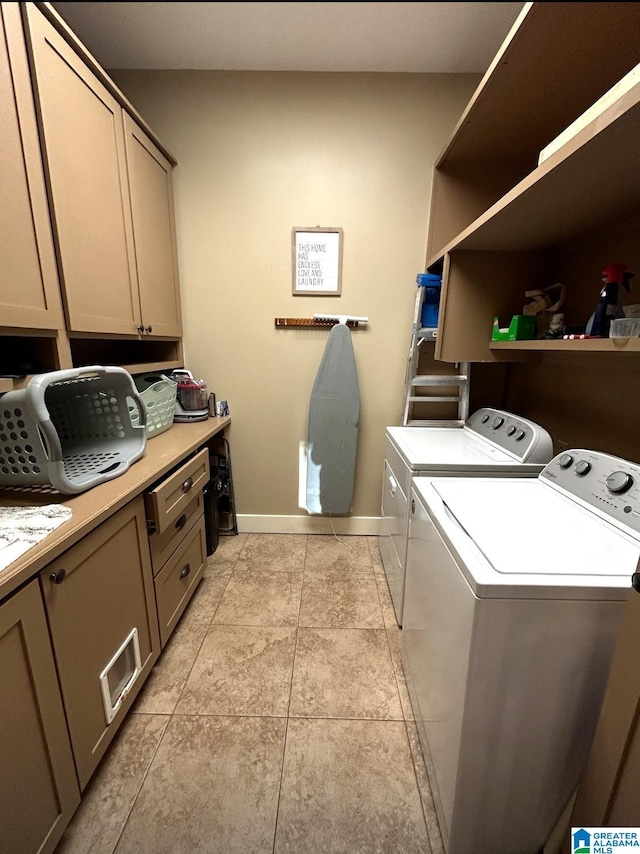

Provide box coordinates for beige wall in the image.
[113,70,478,528]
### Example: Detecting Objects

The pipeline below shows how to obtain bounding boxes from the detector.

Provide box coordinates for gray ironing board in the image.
[306,323,360,515]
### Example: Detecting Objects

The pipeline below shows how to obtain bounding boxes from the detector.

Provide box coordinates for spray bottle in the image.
[590,262,634,337]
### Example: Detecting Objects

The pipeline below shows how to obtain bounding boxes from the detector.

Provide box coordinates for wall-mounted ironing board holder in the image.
[275,314,368,329]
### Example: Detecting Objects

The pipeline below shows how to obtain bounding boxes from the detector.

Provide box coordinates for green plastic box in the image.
[491,315,537,342]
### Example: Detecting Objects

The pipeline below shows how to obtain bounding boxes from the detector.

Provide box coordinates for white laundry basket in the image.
[0,366,147,494]
[128,374,177,438]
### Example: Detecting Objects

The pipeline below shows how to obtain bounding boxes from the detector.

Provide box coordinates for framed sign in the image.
[292,227,343,296]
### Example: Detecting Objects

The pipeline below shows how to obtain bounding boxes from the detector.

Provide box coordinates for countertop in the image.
[0,417,230,600]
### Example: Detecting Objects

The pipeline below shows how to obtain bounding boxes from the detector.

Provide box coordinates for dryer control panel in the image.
[465,408,553,465]
[541,449,640,537]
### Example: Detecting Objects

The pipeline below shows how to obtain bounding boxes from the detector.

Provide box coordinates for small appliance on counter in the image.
[169,369,209,423]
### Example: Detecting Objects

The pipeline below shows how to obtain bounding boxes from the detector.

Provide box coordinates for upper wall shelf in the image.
[438,2,640,168]
[490,339,640,354]
[428,69,640,267]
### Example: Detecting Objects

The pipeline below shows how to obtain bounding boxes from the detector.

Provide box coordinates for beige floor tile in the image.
[386,626,415,721]
[57,714,168,854]
[235,533,307,572]
[204,533,247,575]
[213,570,302,627]
[304,534,373,574]
[114,715,286,854]
[180,571,232,627]
[374,570,400,629]
[405,721,445,854]
[132,620,209,715]
[176,625,296,716]
[367,535,386,574]
[274,718,430,854]
[290,628,402,720]
[299,571,384,629]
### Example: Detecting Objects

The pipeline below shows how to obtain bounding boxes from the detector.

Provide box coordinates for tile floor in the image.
[56,534,443,854]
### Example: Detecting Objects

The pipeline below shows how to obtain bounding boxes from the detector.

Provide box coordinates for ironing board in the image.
[306,323,360,515]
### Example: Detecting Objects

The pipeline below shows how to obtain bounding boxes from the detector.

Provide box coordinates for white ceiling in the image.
[52,2,525,73]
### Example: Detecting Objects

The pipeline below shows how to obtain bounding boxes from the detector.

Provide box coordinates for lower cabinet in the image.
[154,515,207,647]
[0,447,212,846]
[40,497,160,790]
[0,579,80,854]
[146,448,210,647]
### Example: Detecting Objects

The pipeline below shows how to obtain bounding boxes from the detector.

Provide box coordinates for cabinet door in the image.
[0,4,63,330]
[0,579,80,854]
[123,112,183,338]
[24,4,141,335]
[40,497,160,790]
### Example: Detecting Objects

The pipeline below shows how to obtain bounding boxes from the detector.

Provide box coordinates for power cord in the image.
[328,514,355,552]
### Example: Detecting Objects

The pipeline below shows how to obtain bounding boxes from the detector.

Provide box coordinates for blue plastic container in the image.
[417,273,442,328]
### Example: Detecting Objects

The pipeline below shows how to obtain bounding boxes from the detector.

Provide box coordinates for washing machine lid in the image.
[386,426,521,471]
[418,477,637,597]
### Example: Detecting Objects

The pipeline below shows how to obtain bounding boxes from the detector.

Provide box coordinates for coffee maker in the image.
[169,369,209,422]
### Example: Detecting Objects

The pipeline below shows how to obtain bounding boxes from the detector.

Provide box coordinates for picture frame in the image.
[292,227,343,296]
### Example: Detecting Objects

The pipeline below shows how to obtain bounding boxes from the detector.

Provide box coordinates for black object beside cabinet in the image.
[203,436,238,556]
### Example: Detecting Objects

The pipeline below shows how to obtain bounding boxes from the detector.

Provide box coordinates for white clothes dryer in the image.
[402,449,640,854]
[379,408,553,625]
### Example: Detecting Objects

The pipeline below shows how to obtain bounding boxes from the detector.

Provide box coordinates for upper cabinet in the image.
[426,2,640,364]
[25,4,141,336]
[22,3,182,341]
[0,3,63,331]
[123,113,182,338]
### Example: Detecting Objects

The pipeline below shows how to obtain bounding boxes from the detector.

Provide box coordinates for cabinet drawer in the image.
[149,492,203,575]
[145,447,210,534]
[155,515,207,647]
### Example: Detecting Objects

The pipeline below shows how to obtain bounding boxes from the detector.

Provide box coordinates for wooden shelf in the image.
[490,338,640,353]
[122,360,182,376]
[439,2,640,167]
[428,70,640,266]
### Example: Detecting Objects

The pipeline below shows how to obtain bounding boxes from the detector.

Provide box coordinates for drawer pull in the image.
[388,475,397,497]
[182,477,194,493]
[175,513,188,530]
[50,568,67,585]
[180,563,191,580]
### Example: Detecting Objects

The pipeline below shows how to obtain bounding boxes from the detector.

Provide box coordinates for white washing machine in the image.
[402,449,640,854]
[379,408,553,626]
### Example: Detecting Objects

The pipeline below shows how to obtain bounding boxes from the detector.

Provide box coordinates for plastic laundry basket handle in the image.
[129,393,147,428]
[38,419,63,462]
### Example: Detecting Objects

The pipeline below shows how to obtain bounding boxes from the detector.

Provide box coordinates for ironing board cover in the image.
[306,323,360,514]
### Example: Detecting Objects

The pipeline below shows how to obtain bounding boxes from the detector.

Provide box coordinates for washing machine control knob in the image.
[558,454,573,469]
[606,471,634,494]
[492,416,505,430]
[506,425,516,436]
[481,414,490,424]
[575,460,591,476]
[516,429,526,441]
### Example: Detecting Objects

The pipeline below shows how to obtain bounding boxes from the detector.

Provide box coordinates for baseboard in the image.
[236,515,382,535]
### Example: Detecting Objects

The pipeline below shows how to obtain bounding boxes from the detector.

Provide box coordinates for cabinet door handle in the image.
[146,325,153,334]
[180,563,191,580]
[50,568,67,584]
[182,477,194,493]
[175,513,188,530]
[137,325,144,334]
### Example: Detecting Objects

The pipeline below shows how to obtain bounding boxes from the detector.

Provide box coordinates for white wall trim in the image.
[236,515,382,535]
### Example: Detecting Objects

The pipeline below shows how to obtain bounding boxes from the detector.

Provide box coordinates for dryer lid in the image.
[386,426,519,471]
[427,478,639,583]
